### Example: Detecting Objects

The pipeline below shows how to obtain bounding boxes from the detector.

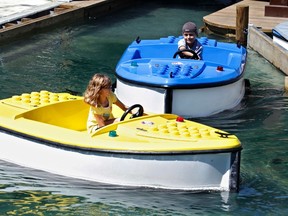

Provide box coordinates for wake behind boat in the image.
[0,91,242,191]
[115,36,247,117]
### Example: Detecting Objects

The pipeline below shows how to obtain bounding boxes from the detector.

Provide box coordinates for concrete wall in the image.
[248,25,288,76]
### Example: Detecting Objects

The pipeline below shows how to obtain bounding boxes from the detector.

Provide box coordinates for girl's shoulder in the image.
[108,91,117,102]
[109,91,116,97]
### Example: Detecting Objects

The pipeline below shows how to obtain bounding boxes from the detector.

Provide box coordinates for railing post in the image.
[236,5,249,47]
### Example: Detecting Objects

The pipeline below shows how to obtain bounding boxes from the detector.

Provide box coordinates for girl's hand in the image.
[94,114,105,127]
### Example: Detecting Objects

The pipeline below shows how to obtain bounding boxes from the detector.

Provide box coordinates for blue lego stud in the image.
[109,130,117,137]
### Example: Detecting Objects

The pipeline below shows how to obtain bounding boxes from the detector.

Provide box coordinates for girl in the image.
[84,73,127,135]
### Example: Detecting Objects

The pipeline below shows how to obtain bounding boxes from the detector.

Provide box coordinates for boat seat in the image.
[14,99,128,132]
[202,46,243,68]
[15,99,89,131]
[126,44,178,60]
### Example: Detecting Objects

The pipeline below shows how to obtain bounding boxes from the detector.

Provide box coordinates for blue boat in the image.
[115,36,247,118]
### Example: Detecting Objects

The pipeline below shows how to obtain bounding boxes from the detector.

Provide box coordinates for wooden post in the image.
[285,77,288,91]
[236,5,249,47]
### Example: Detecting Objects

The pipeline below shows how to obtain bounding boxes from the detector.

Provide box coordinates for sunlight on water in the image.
[0,1,288,215]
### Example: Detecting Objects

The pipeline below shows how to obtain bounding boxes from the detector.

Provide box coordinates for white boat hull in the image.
[0,131,240,191]
[273,36,288,51]
[115,78,245,118]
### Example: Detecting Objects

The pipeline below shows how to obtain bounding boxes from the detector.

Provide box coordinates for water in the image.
[0,1,288,215]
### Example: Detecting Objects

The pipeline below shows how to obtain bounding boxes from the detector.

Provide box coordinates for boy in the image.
[178,22,203,60]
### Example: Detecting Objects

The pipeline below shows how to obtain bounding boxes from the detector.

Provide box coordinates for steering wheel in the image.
[120,104,144,121]
[173,49,200,60]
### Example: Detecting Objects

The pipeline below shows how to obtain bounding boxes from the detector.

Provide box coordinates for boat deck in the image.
[203,0,288,36]
[0,91,241,152]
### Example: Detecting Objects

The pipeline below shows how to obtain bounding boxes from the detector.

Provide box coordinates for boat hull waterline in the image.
[1,131,241,191]
[116,77,245,117]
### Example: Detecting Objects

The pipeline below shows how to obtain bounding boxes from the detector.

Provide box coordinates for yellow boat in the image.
[0,90,242,191]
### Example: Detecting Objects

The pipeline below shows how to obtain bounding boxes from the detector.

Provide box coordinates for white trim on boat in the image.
[116,77,245,118]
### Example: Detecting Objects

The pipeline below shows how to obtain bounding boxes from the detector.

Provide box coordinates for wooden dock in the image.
[248,25,288,76]
[203,0,288,37]
[0,0,134,44]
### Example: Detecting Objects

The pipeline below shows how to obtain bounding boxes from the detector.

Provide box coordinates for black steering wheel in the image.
[120,104,144,121]
[173,49,200,60]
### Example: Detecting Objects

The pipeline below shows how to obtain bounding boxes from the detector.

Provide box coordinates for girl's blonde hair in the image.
[84,74,112,107]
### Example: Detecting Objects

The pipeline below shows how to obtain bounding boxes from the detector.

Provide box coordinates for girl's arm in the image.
[94,114,106,127]
[114,98,127,111]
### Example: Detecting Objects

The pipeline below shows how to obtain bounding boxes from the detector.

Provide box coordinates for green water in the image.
[1,1,288,215]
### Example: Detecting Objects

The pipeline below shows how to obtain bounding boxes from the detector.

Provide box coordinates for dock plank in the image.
[203,0,287,35]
